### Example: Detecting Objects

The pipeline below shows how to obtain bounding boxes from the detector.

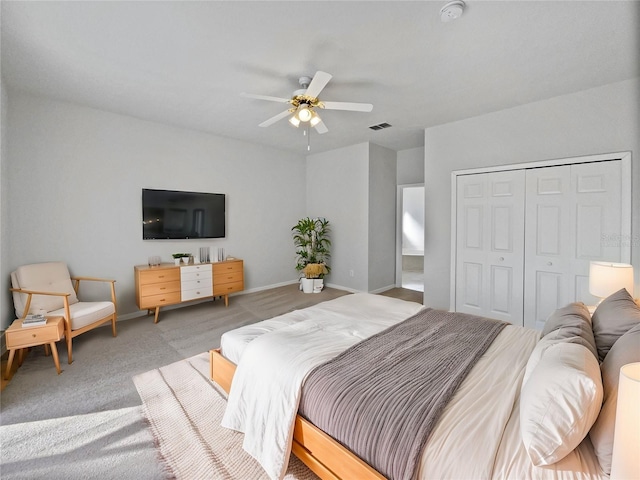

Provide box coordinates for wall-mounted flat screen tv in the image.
[142,189,225,240]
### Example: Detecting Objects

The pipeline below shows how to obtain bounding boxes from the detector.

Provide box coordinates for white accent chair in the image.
[10,262,117,364]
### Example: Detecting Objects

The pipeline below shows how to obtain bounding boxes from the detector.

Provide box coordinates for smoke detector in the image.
[440,0,465,22]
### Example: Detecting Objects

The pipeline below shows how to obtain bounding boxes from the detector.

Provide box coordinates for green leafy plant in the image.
[292,217,331,278]
[171,253,191,259]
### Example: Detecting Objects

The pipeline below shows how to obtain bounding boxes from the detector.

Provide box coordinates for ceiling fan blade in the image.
[259,109,292,127]
[305,71,332,99]
[241,92,291,103]
[321,101,373,112]
[314,120,328,134]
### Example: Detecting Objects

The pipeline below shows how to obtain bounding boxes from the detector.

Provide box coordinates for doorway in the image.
[396,184,424,292]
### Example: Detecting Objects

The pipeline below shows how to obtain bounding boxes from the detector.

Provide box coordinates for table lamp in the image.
[589,261,634,309]
[611,362,640,480]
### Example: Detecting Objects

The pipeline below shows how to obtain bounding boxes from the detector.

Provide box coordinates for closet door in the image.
[455,170,525,325]
[523,160,624,330]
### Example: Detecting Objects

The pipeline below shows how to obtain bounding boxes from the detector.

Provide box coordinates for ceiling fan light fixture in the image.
[289,115,301,127]
[309,112,321,127]
[298,106,312,122]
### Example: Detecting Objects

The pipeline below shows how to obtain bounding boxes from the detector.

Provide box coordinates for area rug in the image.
[133,352,318,480]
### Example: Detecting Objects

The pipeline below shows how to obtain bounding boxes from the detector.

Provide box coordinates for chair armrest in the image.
[71,276,116,284]
[10,288,71,318]
[10,287,71,297]
[70,277,117,307]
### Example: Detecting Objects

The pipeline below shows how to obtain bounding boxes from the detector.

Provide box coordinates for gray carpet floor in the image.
[0,284,421,479]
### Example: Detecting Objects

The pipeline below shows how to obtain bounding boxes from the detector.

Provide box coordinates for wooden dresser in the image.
[134,259,244,323]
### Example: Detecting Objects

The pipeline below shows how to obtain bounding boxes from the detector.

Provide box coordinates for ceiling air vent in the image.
[369,122,392,131]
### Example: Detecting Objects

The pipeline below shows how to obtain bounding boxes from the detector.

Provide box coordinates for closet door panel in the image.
[572,161,624,305]
[524,166,572,330]
[524,160,624,329]
[456,171,525,325]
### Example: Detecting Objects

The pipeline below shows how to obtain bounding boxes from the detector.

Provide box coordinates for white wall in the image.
[423,78,640,309]
[368,143,397,292]
[2,91,307,329]
[307,143,370,291]
[1,80,9,332]
[397,147,424,185]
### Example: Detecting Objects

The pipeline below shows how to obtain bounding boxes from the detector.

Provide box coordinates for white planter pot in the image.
[313,279,324,293]
[301,278,314,294]
[174,258,181,266]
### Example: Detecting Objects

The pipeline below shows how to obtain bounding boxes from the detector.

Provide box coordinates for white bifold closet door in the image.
[523,161,624,330]
[455,158,627,329]
[455,170,525,324]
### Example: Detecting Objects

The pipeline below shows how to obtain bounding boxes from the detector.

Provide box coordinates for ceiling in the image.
[2,1,638,155]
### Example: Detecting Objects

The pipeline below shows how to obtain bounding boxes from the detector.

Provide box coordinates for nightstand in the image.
[4,316,65,380]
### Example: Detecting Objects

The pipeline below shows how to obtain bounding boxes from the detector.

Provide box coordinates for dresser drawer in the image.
[139,291,181,309]
[181,270,212,282]
[181,277,213,292]
[140,281,181,297]
[213,261,243,275]
[139,268,180,284]
[214,271,243,285]
[213,281,244,296]
[182,287,214,302]
[181,264,212,276]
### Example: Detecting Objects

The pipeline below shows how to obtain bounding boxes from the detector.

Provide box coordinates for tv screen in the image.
[142,189,225,240]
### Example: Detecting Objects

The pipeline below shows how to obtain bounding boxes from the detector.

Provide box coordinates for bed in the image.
[209,290,640,480]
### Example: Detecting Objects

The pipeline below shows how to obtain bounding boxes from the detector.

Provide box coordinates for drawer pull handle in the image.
[160,287,166,290]
[32,334,37,338]
[159,275,165,278]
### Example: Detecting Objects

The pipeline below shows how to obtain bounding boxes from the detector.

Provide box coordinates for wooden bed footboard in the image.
[209,349,385,480]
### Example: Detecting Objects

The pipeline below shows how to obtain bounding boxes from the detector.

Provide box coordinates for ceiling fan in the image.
[241,71,373,135]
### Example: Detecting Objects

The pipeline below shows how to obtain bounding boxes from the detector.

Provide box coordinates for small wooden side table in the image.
[4,316,65,380]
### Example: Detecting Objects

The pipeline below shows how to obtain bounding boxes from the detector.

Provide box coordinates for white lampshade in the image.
[589,261,634,299]
[611,362,640,480]
[288,115,301,127]
[309,111,321,127]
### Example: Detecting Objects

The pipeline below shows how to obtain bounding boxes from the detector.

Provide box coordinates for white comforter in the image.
[221,293,606,480]
[221,293,424,480]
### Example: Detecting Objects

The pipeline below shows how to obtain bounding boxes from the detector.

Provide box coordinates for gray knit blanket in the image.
[298,308,507,480]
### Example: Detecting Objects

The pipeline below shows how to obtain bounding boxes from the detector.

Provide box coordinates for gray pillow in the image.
[541,302,597,359]
[591,288,640,362]
[589,323,640,474]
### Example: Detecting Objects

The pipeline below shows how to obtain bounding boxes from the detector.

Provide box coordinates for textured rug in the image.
[133,352,318,480]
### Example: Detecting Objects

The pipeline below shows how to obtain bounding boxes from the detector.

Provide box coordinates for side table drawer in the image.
[6,318,64,349]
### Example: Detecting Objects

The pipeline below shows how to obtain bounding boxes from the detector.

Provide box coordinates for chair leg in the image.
[111,317,117,337]
[66,336,73,364]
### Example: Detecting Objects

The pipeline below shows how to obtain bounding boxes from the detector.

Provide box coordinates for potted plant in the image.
[172,253,191,265]
[292,217,330,293]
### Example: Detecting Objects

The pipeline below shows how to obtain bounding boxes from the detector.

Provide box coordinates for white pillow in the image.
[520,342,603,466]
[521,334,555,386]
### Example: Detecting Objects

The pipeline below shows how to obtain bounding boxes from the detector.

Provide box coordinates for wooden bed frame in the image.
[209,349,385,480]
